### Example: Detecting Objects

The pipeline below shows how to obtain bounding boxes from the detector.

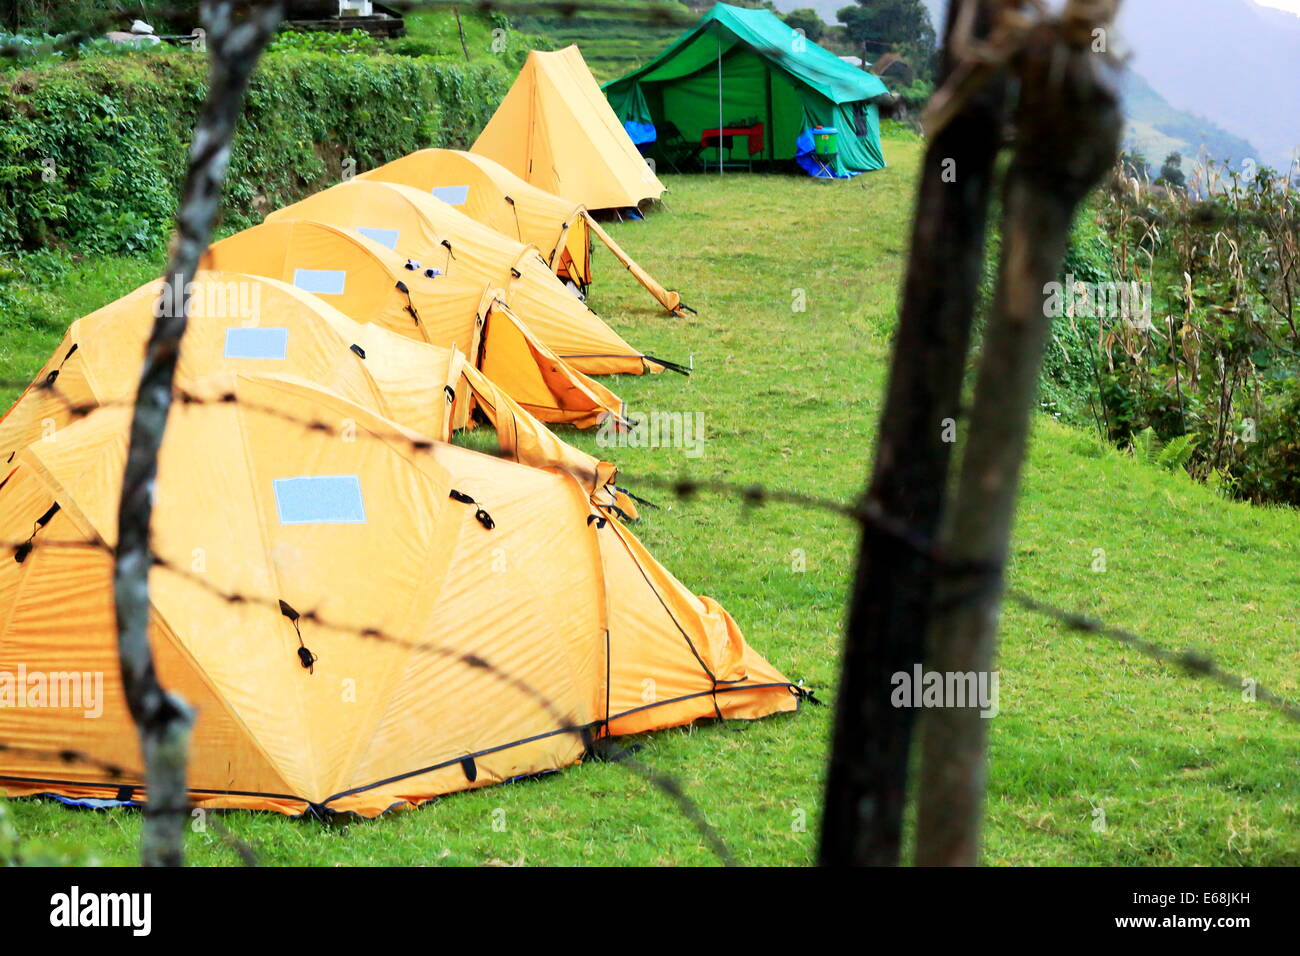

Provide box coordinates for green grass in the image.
[398,7,548,68]
[3,134,1298,866]
[515,1,692,82]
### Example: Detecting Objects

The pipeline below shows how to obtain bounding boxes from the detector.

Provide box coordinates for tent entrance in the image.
[640,42,831,174]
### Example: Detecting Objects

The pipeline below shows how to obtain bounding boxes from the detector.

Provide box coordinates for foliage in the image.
[1155,151,1185,189]
[836,0,936,71]
[394,7,550,73]
[783,8,827,42]
[1087,158,1300,504]
[268,28,383,57]
[0,31,178,70]
[0,47,508,256]
[10,1,200,36]
[514,1,690,82]
[1036,216,1111,425]
[888,75,934,114]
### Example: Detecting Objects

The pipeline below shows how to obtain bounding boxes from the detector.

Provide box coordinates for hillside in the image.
[774,0,1277,169]
[1119,71,1261,172]
[1117,0,1300,172]
[513,0,695,82]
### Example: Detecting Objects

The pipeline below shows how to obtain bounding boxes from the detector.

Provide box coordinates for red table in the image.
[701,123,765,157]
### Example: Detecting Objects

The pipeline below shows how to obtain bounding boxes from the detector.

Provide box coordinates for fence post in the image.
[914,0,1125,867]
[113,0,283,868]
[819,0,1006,867]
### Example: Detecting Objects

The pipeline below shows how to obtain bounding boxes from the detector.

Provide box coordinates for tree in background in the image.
[783,8,826,43]
[1156,151,1186,189]
[837,0,936,70]
[12,1,201,35]
[1119,148,1151,181]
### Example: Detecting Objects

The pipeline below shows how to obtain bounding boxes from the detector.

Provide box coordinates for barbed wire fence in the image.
[5,375,1298,734]
[1,0,1295,869]
[2,368,1297,866]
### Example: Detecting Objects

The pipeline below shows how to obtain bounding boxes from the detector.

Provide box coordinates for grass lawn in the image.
[3,133,1297,866]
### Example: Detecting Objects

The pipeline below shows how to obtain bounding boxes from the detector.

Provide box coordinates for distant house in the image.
[284,1,405,37]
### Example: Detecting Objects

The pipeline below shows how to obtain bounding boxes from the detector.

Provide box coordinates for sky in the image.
[1254,0,1300,11]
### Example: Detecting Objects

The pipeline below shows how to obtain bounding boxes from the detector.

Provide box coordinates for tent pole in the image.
[765,65,774,162]
[717,34,724,176]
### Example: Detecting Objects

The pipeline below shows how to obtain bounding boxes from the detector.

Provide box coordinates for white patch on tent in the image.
[223,327,288,360]
[356,226,400,249]
[431,185,470,206]
[293,268,347,295]
[273,475,367,525]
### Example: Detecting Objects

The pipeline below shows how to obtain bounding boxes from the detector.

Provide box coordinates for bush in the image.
[268,29,383,57]
[0,46,508,255]
[1080,162,1300,505]
[1038,215,1110,425]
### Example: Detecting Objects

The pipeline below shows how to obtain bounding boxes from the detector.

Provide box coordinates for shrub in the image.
[0,46,508,255]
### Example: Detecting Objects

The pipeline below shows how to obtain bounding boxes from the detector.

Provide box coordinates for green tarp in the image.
[603,2,889,178]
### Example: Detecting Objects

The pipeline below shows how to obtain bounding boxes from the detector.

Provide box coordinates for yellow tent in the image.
[473,46,667,213]
[0,273,633,509]
[201,218,654,381]
[0,374,801,815]
[359,149,689,316]
[264,181,680,374]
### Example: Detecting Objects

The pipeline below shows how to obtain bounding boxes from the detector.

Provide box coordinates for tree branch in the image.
[113,0,283,868]
[914,0,1125,866]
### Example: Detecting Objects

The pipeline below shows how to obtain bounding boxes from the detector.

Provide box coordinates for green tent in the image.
[602,2,890,179]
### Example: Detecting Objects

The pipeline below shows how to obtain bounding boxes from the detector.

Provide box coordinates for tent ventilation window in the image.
[449,489,495,530]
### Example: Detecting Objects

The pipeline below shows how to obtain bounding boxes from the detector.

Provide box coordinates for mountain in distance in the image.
[771,0,1297,171]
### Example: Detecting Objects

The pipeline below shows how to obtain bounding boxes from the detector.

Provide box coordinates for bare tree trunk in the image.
[113,0,282,868]
[819,0,1006,867]
[454,6,471,61]
[914,1,1124,867]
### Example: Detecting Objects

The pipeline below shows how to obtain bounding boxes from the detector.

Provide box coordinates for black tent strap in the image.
[448,489,495,530]
[13,502,60,564]
[394,280,421,326]
[642,354,692,376]
[279,599,317,673]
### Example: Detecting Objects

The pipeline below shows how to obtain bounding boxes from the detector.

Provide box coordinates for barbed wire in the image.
[1005,590,1300,723]
[3,376,1298,729]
